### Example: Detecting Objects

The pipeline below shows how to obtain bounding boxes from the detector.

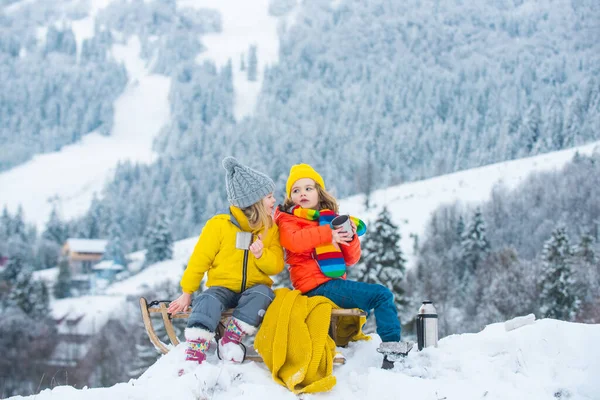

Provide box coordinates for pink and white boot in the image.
[218,317,257,363]
[179,327,214,375]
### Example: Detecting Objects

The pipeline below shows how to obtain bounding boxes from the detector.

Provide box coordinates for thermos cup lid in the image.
[422,300,432,304]
[331,215,349,225]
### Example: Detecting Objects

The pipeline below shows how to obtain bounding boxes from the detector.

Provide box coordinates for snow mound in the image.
[15,318,600,400]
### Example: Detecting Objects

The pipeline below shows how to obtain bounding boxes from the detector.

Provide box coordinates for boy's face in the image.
[262,193,276,215]
[290,178,319,209]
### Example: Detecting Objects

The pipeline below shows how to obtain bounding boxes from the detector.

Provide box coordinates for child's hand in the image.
[168,292,192,314]
[332,227,352,246]
[350,220,357,236]
[250,234,264,259]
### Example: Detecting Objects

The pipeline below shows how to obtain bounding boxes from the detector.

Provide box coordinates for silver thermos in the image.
[416,301,438,350]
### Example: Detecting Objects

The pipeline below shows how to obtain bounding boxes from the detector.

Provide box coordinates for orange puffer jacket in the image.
[274,207,362,293]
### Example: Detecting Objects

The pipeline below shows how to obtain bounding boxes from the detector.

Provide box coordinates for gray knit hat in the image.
[222,156,275,208]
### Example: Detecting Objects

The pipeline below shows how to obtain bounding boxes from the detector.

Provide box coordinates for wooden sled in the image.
[139,297,367,364]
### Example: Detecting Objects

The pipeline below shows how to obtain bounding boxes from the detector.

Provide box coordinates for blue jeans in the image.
[187,285,275,332]
[305,279,401,342]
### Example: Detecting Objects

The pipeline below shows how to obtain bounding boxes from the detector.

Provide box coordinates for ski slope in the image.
[0,0,296,230]
[183,0,290,120]
[0,35,171,231]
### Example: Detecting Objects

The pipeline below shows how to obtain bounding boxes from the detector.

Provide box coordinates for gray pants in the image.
[187,285,275,332]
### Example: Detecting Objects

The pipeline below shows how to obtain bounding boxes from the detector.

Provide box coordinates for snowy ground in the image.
[9,318,600,400]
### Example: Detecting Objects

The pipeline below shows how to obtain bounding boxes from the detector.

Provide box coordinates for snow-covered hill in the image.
[19,141,600,400]
[31,140,600,298]
[341,140,600,268]
[9,318,600,400]
[0,0,292,230]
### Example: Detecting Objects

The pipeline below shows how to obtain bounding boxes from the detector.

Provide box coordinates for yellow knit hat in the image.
[286,164,325,197]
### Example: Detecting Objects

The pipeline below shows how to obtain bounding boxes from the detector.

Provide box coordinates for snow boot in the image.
[178,327,214,375]
[218,317,257,363]
[377,341,414,370]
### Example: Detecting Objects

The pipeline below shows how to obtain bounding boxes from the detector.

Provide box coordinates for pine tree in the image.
[575,233,596,265]
[2,236,31,284]
[43,205,67,245]
[104,220,127,267]
[456,215,465,240]
[83,194,104,238]
[0,206,10,241]
[460,208,490,278]
[12,206,27,242]
[9,270,50,318]
[354,207,407,307]
[143,211,173,265]
[53,258,72,299]
[547,95,564,150]
[538,227,580,320]
[522,103,541,152]
[572,233,598,304]
[247,45,258,81]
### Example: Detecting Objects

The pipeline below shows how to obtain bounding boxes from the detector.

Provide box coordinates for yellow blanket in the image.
[254,288,369,394]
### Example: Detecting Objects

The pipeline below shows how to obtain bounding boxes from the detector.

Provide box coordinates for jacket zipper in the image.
[241,249,249,293]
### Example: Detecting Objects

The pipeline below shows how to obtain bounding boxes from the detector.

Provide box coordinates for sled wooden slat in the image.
[139,297,170,354]
[160,302,181,347]
[140,297,366,364]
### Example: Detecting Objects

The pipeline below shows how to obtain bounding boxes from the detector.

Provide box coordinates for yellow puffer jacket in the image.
[180,206,284,294]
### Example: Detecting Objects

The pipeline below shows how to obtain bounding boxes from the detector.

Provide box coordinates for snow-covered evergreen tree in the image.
[2,236,30,284]
[574,233,596,265]
[572,233,598,305]
[104,220,128,267]
[53,258,72,299]
[247,44,258,81]
[9,270,50,318]
[0,206,10,241]
[353,207,406,308]
[538,227,580,321]
[460,208,490,278]
[143,211,173,265]
[42,205,68,245]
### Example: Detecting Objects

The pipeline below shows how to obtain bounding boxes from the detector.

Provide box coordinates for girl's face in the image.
[262,193,276,215]
[290,178,319,209]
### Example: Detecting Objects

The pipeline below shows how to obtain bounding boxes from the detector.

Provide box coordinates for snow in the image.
[66,238,108,254]
[340,140,600,268]
[182,0,285,120]
[91,260,124,271]
[105,237,197,296]
[9,318,600,399]
[47,341,92,367]
[0,36,171,231]
[7,140,600,399]
[51,295,127,335]
[32,266,59,285]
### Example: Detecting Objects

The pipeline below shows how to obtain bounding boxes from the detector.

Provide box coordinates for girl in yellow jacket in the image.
[168,157,284,365]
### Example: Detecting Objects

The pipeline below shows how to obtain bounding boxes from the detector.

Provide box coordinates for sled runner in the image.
[140,297,367,364]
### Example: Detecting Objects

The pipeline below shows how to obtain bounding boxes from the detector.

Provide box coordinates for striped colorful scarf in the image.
[291,206,367,278]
